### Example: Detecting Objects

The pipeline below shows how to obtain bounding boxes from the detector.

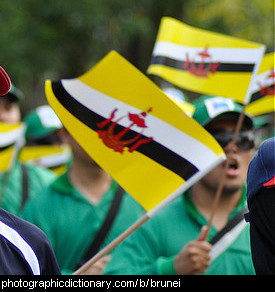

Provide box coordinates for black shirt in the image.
[0,208,60,275]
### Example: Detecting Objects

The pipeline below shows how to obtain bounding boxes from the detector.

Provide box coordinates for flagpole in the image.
[73,214,150,275]
[205,45,265,237]
[206,104,247,235]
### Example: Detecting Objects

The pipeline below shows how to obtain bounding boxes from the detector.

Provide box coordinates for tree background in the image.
[0,0,273,116]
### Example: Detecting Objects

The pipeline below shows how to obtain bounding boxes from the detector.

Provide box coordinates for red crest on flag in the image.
[183,47,221,78]
[258,69,275,97]
[96,108,153,154]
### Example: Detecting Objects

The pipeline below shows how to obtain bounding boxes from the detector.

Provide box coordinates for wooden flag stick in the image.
[206,105,247,236]
[74,214,150,275]
[205,41,264,235]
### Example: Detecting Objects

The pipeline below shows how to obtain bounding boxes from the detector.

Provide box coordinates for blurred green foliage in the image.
[0,0,273,114]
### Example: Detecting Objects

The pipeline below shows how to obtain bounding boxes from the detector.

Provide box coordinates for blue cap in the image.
[247,137,275,203]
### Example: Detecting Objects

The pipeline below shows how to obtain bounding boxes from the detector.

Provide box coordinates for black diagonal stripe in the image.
[150,56,255,73]
[51,81,199,181]
[0,143,14,152]
[250,84,274,103]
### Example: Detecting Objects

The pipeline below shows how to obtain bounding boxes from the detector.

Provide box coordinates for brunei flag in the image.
[246,52,275,116]
[0,122,25,173]
[147,17,265,105]
[19,145,71,175]
[45,50,225,214]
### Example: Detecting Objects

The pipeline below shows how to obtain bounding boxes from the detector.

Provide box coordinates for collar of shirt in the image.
[182,185,247,236]
[51,169,117,206]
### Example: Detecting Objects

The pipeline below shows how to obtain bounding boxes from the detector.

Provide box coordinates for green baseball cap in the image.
[24,105,63,140]
[253,114,272,129]
[192,95,254,129]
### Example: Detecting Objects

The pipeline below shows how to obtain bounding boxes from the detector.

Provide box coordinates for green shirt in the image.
[0,161,56,215]
[103,189,255,275]
[20,170,144,274]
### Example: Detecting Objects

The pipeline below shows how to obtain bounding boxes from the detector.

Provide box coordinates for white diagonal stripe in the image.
[61,79,225,171]
[0,127,23,148]
[29,150,71,168]
[0,220,40,275]
[210,219,247,262]
[152,41,262,64]
[250,70,274,93]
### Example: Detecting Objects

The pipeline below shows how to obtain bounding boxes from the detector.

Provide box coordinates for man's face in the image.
[200,118,256,195]
[0,97,21,123]
[61,128,101,169]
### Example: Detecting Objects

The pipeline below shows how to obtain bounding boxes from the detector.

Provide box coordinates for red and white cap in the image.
[0,66,11,96]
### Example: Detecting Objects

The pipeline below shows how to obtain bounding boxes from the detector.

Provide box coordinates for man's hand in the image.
[81,255,112,275]
[174,226,212,275]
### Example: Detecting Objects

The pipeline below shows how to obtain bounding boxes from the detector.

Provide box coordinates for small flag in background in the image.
[163,88,195,117]
[0,122,25,173]
[246,52,275,116]
[147,17,265,104]
[19,145,71,175]
[45,50,225,213]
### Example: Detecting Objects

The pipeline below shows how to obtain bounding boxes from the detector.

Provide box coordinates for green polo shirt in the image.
[104,189,255,275]
[20,170,144,274]
[0,161,56,215]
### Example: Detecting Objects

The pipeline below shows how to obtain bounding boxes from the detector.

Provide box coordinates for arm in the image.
[104,219,211,275]
[174,226,212,275]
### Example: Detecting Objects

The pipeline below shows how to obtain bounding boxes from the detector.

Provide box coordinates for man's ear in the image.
[57,127,70,144]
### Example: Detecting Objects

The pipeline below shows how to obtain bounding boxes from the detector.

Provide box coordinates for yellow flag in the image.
[0,122,25,173]
[147,17,265,104]
[246,52,275,115]
[45,51,225,212]
[19,145,71,175]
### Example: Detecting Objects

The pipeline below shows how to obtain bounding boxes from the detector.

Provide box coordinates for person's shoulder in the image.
[24,162,57,179]
[121,191,144,211]
[0,208,50,245]
[143,195,187,230]
[155,195,186,218]
[0,208,61,275]
[0,161,21,181]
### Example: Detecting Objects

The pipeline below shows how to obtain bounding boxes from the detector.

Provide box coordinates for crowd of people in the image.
[0,66,274,275]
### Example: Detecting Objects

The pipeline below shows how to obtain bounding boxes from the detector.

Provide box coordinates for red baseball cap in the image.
[0,66,11,96]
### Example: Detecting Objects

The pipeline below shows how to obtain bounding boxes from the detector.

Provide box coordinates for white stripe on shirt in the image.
[0,220,41,275]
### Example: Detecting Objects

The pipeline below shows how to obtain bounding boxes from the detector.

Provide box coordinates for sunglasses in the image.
[208,129,255,151]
